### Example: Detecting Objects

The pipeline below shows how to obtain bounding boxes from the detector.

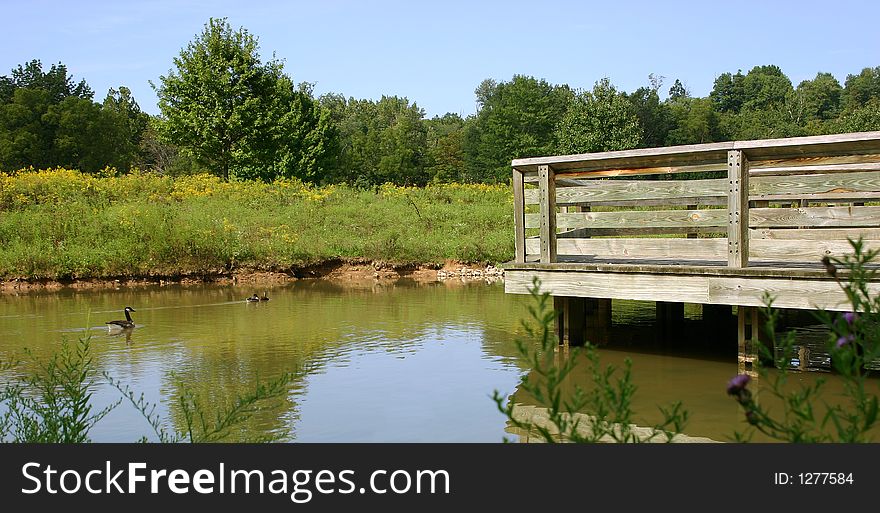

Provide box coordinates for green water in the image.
[0,280,865,442]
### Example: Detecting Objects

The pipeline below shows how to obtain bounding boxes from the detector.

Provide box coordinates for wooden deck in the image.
[503,131,880,369]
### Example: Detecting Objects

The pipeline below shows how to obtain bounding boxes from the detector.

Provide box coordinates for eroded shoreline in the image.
[0,259,505,293]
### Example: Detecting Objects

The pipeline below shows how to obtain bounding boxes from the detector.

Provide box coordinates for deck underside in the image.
[504,259,880,311]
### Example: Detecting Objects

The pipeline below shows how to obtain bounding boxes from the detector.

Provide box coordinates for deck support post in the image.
[554,296,610,346]
[727,150,750,268]
[513,167,526,263]
[538,164,557,263]
[738,306,760,377]
[657,301,684,340]
[586,298,612,345]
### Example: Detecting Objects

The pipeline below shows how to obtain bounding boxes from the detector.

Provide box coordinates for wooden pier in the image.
[503,131,880,372]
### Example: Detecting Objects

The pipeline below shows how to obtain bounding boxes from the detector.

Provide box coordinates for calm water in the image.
[0,280,868,442]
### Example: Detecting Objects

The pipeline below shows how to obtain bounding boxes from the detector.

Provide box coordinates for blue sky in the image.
[2,0,878,117]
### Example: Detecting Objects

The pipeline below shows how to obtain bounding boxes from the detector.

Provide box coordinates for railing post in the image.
[512,167,526,263]
[727,150,749,268]
[538,164,557,263]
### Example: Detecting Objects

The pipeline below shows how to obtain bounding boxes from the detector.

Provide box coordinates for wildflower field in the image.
[0,169,513,280]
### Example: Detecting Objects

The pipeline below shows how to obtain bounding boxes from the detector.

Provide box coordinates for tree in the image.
[842,66,880,111]
[330,95,428,186]
[666,97,720,145]
[794,72,843,122]
[154,18,332,182]
[101,87,150,170]
[830,98,880,133]
[741,65,793,112]
[710,70,745,113]
[667,79,690,103]
[0,59,144,172]
[0,59,92,104]
[627,77,672,148]
[425,113,467,182]
[555,78,641,154]
[467,75,572,181]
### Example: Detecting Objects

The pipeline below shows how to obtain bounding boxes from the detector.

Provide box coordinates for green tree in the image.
[842,66,880,111]
[331,95,428,186]
[667,79,690,102]
[0,60,145,173]
[666,97,720,145]
[101,86,151,170]
[467,75,573,182]
[425,113,467,182]
[154,18,332,182]
[0,59,92,104]
[709,70,745,113]
[794,72,843,122]
[555,78,641,154]
[829,98,880,133]
[741,65,793,112]
[627,76,672,148]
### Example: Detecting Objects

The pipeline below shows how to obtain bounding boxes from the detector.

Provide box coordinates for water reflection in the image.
[1,284,876,442]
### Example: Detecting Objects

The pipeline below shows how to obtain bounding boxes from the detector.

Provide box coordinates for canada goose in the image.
[107,306,136,330]
[246,294,260,302]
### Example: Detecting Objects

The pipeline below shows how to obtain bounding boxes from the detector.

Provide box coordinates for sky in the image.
[1,0,878,118]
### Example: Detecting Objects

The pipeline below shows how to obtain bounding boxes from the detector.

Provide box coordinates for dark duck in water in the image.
[106,306,136,331]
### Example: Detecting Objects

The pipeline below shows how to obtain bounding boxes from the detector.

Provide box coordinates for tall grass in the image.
[0,169,514,280]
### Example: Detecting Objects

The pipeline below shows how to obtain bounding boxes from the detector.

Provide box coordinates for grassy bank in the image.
[0,169,513,280]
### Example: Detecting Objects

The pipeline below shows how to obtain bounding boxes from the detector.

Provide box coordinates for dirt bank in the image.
[0,259,504,293]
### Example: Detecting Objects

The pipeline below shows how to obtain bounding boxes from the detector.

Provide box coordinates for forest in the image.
[1,18,879,186]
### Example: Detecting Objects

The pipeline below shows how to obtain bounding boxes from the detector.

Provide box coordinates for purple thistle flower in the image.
[726,374,751,395]
[843,312,857,325]
[836,334,855,348]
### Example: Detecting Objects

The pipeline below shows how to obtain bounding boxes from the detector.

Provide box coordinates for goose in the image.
[106,306,136,331]
[246,294,260,303]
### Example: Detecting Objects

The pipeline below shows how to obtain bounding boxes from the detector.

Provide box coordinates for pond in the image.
[0,279,863,442]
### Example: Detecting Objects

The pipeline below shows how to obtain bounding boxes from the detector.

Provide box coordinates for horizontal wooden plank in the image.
[555,162,726,179]
[564,226,726,237]
[505,270,711,303]
[750,228,880,240]
[750,238,880,263]
[750,171,880,197]
[750,192,880,203]
[512,132,880,174]
[523,179,727,205]
[749,154,880,170]
[524,209,727,230]
[749,206,880,228]
[525,237,878,264]
[526,238,727,260]
[707,277,876,311]
[504,269,876,311]
[750,162,880,177]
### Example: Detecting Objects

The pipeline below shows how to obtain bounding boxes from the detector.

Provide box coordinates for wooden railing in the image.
[511,132,880,268]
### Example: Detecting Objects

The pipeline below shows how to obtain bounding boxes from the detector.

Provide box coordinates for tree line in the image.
[2,18,879,185]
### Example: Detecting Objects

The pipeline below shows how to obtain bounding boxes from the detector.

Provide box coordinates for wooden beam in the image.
[504,269,878,311]
[525,208,728,230]
[523,178,728,205]
[538,164,557,263]
[750,171,880,197]
[728,150,750,268]
[750,206,880,228]
[738,306,760,377]
[513,167,526,263]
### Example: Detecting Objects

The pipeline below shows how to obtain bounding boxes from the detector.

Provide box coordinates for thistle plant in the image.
[493,277,688,443]
[728,238,880,442]
[1,333,297,443]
